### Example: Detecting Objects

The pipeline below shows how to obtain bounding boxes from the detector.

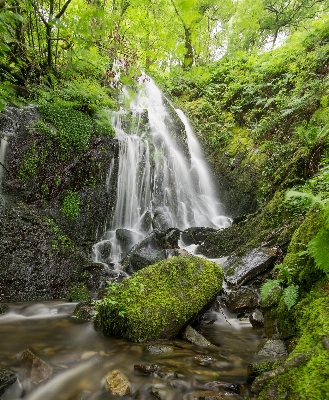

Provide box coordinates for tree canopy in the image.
[0,0,328,107]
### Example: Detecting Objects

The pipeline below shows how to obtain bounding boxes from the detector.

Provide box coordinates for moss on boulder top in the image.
[94,255,223,342]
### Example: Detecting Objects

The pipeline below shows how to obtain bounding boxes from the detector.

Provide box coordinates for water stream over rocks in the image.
[0,80,266,399]
[0,301,261,399]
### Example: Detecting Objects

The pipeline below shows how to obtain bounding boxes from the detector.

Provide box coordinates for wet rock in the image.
[249,309,264,328]
[17,349,53,384]
[146,345,175,355]
[127,247,167,273]
[0,366,16,395]
[97,242,112,263]
[105,369,130,396]
[223,287,260,313]
[181,227,217,246]
[194,355,217,366]
[81,263,109,292]
[122,229,180,273]
[256,339,288,357]
[183,390,243,400]
[73,301,96,321]
[222,247,277,287]
[200,382,239,393]
[0,204,89,302]
[116,229,143,256]
[0,303,8,314]
[134,364,158,375]
[263,309,278,338]
[184,325,213,348]
[95,255,223,342]
[80,351,98,361]
[150,383,174,400]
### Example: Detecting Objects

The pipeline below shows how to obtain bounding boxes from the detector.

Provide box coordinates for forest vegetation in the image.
[1,0,329,398]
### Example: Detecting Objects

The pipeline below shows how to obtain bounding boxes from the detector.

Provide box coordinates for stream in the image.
[0,299,262,399]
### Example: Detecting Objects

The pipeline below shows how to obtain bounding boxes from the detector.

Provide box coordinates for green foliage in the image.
[38,105,94,151]
[260,279,281,302]
[68,284,91,302]
[45,217,73,249]
[61,190,81,220]
[17,143,38,182]
[93,109,115,136]
[94,255,223,342]
[282,284,299,311]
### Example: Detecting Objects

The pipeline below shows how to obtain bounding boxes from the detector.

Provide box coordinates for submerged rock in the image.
[222,247,277,287]
[183,325,213,348]
[105,369,130,396]
[17,349,53,385]
[0,366,16,396]
[94,255,223,342]
[183,390,243,399]
[0,303,8,314]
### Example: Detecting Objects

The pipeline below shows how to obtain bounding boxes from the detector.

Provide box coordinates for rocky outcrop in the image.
[122,228,180,273]
[94,255,223,342]
[0,106,117,301]
[0,366,16,396]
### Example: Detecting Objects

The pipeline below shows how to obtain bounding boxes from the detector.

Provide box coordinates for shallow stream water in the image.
[0,300,262,399]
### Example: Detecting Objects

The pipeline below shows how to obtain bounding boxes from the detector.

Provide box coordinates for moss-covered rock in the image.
[94,255,223,342]
[257,280,329,399]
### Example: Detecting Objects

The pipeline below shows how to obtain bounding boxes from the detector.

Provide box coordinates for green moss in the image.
[94,255,223,342]
[68,284,91,302]
[45,217,73,249]
[39,105,94,152]
[61,190,81,220]
[258,281,329,399]
[18,142,38,182]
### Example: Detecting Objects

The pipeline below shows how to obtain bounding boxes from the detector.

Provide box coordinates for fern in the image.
[308,227,329,275]
[282,284,299,310]
[260,279,281,301]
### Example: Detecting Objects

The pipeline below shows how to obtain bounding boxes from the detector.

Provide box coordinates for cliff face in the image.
[0,106,117,301]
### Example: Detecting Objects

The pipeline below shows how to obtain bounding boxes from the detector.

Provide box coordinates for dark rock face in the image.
[181,227,217,246]
[222,247,277,287]
[0,366,16,396]
[122,228,180,273]
[2,106,118,247]
[223,287,260,313]
[0,106,118,301]
[0,204,89,302]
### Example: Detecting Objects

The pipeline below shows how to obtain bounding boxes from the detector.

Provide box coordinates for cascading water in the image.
[93,78,231,266]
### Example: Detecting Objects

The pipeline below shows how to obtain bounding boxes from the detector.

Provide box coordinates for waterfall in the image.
[93,78,231,266]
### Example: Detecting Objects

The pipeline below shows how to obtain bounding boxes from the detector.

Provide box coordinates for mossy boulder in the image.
[94,255,223,342]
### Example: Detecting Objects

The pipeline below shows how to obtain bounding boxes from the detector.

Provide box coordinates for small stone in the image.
[150,383,174,400]
[146,345,174,355]
[105,369,130,396]
[194,355,215,366]
[256,339,288,357]
[249,309,264,328]
[17,349,52,384]
[184,326,212,347]
[134,364,158,375]
[183,390,243,400]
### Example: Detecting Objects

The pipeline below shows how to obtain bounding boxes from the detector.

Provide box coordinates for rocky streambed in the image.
[0,235,290,400]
